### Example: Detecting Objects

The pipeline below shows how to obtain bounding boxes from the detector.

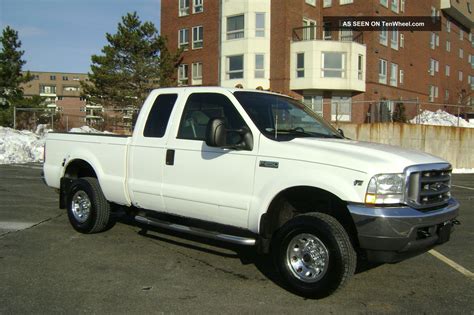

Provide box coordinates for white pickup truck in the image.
[43,87,459,298]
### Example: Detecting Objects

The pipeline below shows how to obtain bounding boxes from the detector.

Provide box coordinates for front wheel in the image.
[66,177,112,234]
[272,212,356,298]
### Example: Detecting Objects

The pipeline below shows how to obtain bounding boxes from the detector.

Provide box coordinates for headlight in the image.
[365,174,404,205]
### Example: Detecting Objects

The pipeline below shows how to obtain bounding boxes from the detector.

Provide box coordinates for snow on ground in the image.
[0,127,45,164]
[0,126,109,165]
[411,109,474,128]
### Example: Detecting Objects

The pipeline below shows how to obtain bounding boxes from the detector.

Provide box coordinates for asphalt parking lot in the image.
[0,164,473,313]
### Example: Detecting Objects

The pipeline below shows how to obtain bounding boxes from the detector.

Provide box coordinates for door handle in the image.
[166,149,175,165]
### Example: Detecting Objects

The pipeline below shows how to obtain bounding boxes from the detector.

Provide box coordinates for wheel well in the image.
[64,159,97,179]
[260,186,358,249]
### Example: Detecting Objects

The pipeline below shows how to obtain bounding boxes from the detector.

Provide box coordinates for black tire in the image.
[272,212,356,298]
[66,177,112,234]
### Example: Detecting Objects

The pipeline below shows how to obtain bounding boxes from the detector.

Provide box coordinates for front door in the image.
[162,91,257,228]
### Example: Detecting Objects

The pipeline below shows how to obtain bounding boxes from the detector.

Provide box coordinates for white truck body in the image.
[43,87,459,297]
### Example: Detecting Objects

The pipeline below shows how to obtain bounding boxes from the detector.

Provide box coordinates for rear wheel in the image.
[272,212,356,298]
[66,177,112,233]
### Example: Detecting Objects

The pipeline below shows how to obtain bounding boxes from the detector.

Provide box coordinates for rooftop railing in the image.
[292,26,364,44]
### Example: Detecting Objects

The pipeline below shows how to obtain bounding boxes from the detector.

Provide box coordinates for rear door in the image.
[127,92,179,211]
[162,91,258,228]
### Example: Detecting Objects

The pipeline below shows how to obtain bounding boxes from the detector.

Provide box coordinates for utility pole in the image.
[13,106,16,129]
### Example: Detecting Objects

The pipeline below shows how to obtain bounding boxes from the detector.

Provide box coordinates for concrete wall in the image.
[338,123,474,169]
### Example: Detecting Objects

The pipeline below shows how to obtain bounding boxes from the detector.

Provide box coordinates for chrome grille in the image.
[405,164,452,210]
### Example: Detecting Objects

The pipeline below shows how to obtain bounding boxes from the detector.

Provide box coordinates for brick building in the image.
[161,0,474,123]
[21,71,104,129]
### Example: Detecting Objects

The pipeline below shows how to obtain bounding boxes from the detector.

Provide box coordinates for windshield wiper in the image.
[266,128,314,137]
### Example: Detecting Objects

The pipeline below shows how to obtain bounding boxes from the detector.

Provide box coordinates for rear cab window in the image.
[143,94,178,138]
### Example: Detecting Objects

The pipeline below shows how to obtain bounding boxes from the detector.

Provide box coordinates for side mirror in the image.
[205,118,253,150]
[205,118,227,147]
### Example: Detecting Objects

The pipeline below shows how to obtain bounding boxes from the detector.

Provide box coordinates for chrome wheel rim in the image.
[286,233,329,283]
[71,191,91,223]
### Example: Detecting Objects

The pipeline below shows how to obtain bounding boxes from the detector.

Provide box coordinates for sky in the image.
[0,0,161,73]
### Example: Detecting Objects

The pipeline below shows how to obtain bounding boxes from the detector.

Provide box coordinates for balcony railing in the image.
[292,26,364,44]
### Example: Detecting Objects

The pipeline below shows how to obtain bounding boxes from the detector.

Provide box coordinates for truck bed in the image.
[43,132,131,206]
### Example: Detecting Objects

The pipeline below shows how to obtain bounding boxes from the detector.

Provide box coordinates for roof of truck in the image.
[151,86,291,98]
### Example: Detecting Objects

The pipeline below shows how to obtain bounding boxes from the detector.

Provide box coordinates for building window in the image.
[470,54,474,68]
[400,33,404,47]
[400,0,405,12]
[227,15,244,40]
[460,29,464,41]
[323,0,332,7]
[255,54,265,78]
[323,22,332,40]
[390,63,398,86]
[431,6,437,17]
[303,18,316,40]
[391,0,399,13]
[192,26,203,49]
[391,28,399,49]
[446,40,451,52]
[192,62,203,85]
[358,54,363,80]
[193,0,203,13]
[459,48,464,59]
[380,27,388,46]
[256,13,265,37]
[179,0,190,16]
[178,64,189,85]
[380,0,388,7]
[40,85,56,94]
[430,32,439,49]
[459,71,463,81]
[179,28,189,50]
[62,76,68,81]
[429,58,439,76]
[296,53,305,78]
[63,86,79,92]
[399,69,404,85]
[429,85,438,102]
[305,0,316,5]
[50,75,56,80]
[303,95,323,116]
[445,64,450,76]
[33,74,39,80]
[340,28,353,41]
[322,52,345,78]
[379,59,387,84]
[339,0,353,4]
[446,20,451,32]
[227,55,244,79]
[331,95,351,122]
[445,90,450,101]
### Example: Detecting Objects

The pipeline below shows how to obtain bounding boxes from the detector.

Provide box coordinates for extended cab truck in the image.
[43,87,460,298]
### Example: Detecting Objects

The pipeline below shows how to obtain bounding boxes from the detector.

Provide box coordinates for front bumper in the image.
[348,198,459,263]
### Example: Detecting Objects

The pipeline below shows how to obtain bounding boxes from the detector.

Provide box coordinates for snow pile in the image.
[70,125,101,133]
[0,125,112,165]
[70,126,112,134]
[0,127,45,164]
[411,110,474,128]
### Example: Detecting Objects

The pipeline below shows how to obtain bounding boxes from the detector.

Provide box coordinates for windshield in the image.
[234,91,343,140]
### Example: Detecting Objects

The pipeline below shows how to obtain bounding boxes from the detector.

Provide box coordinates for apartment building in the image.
[161,0,473,123]
[21,71,103,128]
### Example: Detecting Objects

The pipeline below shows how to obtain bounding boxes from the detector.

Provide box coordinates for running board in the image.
[134,215,256,246]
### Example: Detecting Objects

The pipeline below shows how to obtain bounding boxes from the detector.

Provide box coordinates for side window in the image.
[177,93,247,144]
[143,94,178,138]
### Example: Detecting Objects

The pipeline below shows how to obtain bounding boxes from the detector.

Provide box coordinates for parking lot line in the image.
[452,184,474,190]
[429,249,474,280]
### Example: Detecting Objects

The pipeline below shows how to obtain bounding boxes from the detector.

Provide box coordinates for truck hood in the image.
[261,137,448,175]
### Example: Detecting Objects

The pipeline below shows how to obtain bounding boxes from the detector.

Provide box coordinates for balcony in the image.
[440,0,474,29]
[290,26,366,92]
